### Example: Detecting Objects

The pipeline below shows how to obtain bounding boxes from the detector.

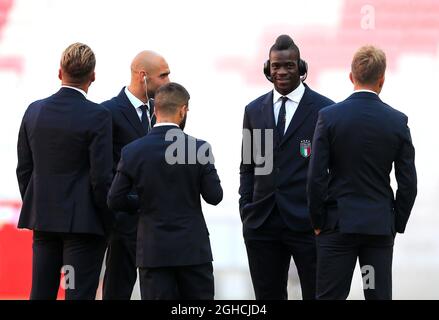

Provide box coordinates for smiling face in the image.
[269,49,301,95]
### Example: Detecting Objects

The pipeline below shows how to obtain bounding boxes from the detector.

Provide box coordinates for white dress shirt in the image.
[154,122,179,128]
[61,85,87,98]
[353,89,378,95]
[273,82,305,134]
[124,86,151,123]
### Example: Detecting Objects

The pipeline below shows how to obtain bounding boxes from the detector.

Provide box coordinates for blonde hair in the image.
[351,45,386,85]
[60,42,95,83]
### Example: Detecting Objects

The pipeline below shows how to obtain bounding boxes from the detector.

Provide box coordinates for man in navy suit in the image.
[307,45,417,300]
[16,43,113,299]
[101,51,170,299]
[107,82,223,300]
[239,35,334,300]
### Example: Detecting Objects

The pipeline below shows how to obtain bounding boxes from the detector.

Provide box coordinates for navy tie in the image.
[276,96,288,139]
[149,100,156,126]
[140,104,150,133]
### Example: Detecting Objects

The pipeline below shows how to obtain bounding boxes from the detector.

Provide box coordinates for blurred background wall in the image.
[1,0,438,299]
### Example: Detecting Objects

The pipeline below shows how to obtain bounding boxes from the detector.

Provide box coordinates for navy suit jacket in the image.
[239,84,334,232]
[307,92,417,235]
[107,125,223,268]
[101,87,155,173]
[16,87,113,236]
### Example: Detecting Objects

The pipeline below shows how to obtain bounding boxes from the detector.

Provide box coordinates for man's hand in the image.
[314,229,321,236]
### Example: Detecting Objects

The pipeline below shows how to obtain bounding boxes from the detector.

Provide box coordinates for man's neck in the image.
[127,84,148,104]
[156,118,178,125]
[62,82,88,94]
[353,84,380,94]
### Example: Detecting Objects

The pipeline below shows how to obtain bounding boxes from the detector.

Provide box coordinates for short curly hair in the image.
[155,82,190,115]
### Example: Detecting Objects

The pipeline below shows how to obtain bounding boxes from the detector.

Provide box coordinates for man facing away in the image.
[307,45,417,300]
[101,51,170,300]
[16,43,113,299]
[107,82,223,299]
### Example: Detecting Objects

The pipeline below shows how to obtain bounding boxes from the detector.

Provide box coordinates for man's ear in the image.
[349,72,354,85]
[58,68,62,81]
[90,71,96,83]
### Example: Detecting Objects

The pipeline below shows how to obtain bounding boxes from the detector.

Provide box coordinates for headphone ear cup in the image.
[263,60,273,82]
[298,59,308,76]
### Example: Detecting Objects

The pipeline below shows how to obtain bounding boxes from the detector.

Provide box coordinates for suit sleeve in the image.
[16,112,33,199]
[89,108,113,214]
[394,117,417,233]
[107,153,140,212]
[200,142,223,205]
[100,102,119,173]
[307,110,330,229]
[239,107,254,211]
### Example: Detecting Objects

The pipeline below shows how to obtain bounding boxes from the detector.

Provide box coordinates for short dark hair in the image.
[60,42,95,83]
[351,45,386,85]
[269,34,300,59]
[155,82,190,115]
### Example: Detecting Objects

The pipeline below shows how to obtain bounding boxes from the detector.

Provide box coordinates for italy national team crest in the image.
[300,140,311,158]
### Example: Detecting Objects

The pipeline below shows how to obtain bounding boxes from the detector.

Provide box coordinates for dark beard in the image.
[179,113,187,130]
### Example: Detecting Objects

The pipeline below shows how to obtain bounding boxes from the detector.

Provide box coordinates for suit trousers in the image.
[30,230,106,300]
[244,206,317,300]
[138,262,214,300]
[103,211,138,299]
[316,230,394,300]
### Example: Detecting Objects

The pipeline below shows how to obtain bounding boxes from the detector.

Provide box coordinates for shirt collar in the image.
[61,85,87,98]
[273,81,305,104]
[124,86,149,109]
[154,122,179,128]
[353,89,378,95]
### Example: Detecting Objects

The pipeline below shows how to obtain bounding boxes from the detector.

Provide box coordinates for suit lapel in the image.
[117,89,146,137]
[281,86,315,146]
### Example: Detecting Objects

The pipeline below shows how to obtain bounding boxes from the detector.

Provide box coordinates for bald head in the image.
[128,50,170,100]
[131,51,164,74]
